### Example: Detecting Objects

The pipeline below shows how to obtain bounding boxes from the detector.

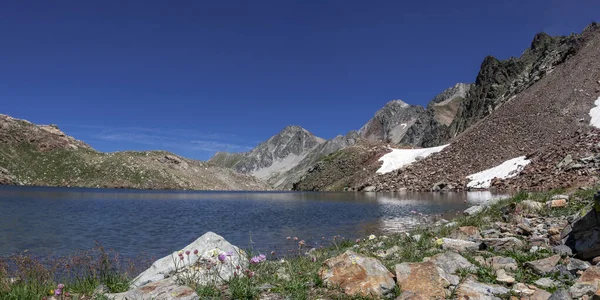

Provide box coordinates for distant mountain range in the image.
[2,22,599,192]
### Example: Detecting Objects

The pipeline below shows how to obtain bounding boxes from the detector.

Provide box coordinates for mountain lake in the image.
[0,186,508,260]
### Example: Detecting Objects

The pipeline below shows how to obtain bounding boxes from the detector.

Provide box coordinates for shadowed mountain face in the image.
[0,114,269,191]
[293,23,600,192]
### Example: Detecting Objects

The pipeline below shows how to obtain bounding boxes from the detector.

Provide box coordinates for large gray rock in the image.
[132,232,247,288]
[561,192,600,260]
[426,251,475,285]
[106,278,198,300]
[455,278,509,300]
[524,255,561,275]
[534,277,559,289]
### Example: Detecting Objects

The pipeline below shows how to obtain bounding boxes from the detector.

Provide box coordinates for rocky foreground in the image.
[14,187,598,299]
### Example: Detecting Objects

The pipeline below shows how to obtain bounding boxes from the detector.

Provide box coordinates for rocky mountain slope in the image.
[359,23,600,192]
[358,83,472,147]
[209,126,359,189]
[294,23,600,192]
[0,114,268,190]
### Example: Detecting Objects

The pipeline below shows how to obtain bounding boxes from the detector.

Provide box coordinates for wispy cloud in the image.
[63,124,254,158]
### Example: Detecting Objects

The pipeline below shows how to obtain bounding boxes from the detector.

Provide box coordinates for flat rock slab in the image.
[395,261,448,299]
[525,255,561,275]
[106,278,198,300]
[480,237,524,251]
[455,278,508,300]
[464,205,484,216]
[319,250,395,297]
[132,232,247,288]
[441,238,480,253]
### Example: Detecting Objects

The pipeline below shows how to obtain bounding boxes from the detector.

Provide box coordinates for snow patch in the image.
[376,145,449,174]
[589,96,600,128]
[466,156,531,189]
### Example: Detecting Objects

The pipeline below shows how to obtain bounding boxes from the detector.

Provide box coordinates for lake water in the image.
[0,186,508,260]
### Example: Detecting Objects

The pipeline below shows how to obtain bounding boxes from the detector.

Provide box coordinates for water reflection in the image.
[0,186,508,259]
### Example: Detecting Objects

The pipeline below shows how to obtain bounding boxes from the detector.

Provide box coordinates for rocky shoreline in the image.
[4,186,597,299]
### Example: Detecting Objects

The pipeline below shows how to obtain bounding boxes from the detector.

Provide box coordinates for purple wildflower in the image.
[258,254,267,261]
[218,253,226,262]
[55,289,61,296]
[226,251,234,256]
[57,284,64,289]
[250,256,261,264]
[193,249,198,255]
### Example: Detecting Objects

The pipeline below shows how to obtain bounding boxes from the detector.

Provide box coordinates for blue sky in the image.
[1,1,598,160]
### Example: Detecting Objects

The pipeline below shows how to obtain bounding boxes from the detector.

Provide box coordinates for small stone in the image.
[552,245,573,257]
[441,238,480,253]
[521,200,544,212]
[258,283,275,291]
[513,282,536,296]
[486,256,518,271]
[535,277,558,289]
[530,246,541,253]
[530,289,553,300]
[376,246,401,259]
[548,199,567,208]
[551,194,570,201]
[524,255,561,275]
[449,226,481,240]
[593,256,600,265]
[495,269,515,284]
[464,205,484,216]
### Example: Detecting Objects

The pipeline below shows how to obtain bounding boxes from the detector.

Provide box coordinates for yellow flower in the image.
[49,289,54,295]
[351,258,358,265]
[368,234,376,240]
[435,238,444,246]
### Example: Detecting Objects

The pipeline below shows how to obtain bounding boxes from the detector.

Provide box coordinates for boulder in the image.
[395,261,448,299]
[106,278,198,300]
[319,250,395,297]
[440,238,480,253]
[426,251,475,285]
[480,237,524,251]
[524,255,561,275]
[464,205,484,216]
[455,278,509,300]
[132,232,247,288]
[561,191,600,260]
